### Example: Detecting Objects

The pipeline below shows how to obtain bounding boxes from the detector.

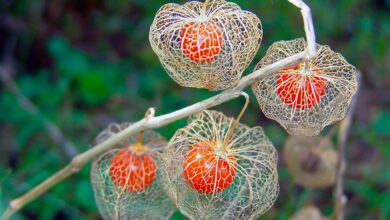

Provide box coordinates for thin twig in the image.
[0,65,79,159]
[288,0,317,58]
[134,108,155,152]
[333,71,361,220]
[221,92,249,149]
[1,0,317,219]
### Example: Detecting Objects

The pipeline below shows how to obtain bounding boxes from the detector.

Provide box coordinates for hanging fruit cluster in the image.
[149,0,263,91]
[89,0,360,219]
[91,123,175,220]
[252,38,357,136]
[159,110,279,220]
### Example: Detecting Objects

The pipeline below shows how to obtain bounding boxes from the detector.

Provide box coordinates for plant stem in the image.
[288,0,317,58]
[333,71,361,220]
[134,131,145,152]
[221,92,249,150]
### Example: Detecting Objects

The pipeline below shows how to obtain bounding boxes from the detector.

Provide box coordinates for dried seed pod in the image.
[149,0,263,91]
[252,38,357,136]
[283,135,337,189]
[290,206,328,220]
[91,123,175,220]
[160,110,278,220]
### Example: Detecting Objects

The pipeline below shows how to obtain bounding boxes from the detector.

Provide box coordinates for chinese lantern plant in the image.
[252,38,357,136]
[160,109,279,220]
[149,0,263,91]
[0,0,364,219]
[90,123,175,220]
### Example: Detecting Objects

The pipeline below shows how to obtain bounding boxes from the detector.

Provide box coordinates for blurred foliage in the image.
[0,0,389,219]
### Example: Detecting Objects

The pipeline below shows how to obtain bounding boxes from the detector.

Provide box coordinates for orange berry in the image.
[180,21,224,63]
[182,141,236,194]
[276,64,327,109]
[109,149,156,192]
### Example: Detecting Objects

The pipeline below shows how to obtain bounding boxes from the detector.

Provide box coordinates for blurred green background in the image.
[0,0,389,219]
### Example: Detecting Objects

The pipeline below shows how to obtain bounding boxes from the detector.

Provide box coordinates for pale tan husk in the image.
[290,206,328,220]
[252,38,357,136]
[283,135,338,189]
[149,0,263,91]
[160,110,278,220]
[91,123,175,220]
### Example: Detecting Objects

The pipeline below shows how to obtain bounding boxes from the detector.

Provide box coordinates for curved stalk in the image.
[221,92,250,150]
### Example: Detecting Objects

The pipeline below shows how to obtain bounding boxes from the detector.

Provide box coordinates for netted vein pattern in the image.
[160,110,278,220]
[91,123,175,220]
[283,135,337,189]
[149,0,262,91]
[252,38,357,136]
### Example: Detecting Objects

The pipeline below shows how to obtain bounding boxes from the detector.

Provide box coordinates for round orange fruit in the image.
[276,64,327,109]
[109,149,156,192]
[183,141,236,194]
[180,21,224,63]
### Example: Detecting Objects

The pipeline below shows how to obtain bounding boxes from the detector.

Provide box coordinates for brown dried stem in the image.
[333,71,361,220]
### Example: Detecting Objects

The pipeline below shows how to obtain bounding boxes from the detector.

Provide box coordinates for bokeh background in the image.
[0,0,389,219]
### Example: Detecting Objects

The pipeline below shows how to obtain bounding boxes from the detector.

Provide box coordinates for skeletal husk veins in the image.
[149,0,263,91]
[283,135,338,189]
[90,123,175,220]
[160,110,279,220]
[251,38,357,136]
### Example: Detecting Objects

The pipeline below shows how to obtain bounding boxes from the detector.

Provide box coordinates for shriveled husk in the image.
[290,206,328,220]
[284,135,338,189]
